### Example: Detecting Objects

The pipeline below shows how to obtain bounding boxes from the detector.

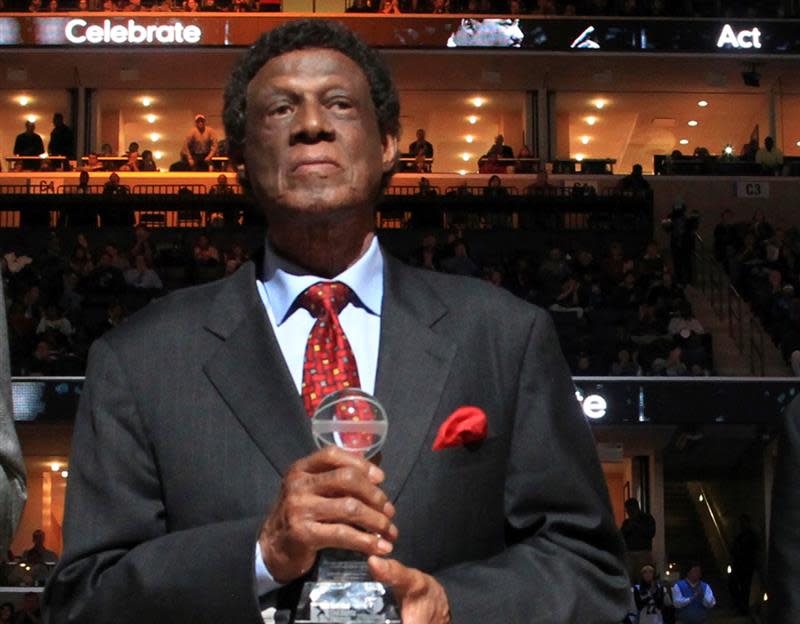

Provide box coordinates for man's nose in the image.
[290,101,335,144]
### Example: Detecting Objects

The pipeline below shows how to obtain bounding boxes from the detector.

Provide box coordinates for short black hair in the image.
[223,19,400,162]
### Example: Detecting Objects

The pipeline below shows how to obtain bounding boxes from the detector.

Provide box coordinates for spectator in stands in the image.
[28,0,42,11]
[125,142,140,159]
[610,347,640,376]
[124,255,163,290]
[48,113,75,163]
[379,0,401,13]
[668,301,704,337]
[440,239,479,276]
[75,170,91,194]
[82,153,104,172]
[182,114,218,171]
[612,271,642,311]
[104,244,129,272]
[672,562,716,623]
[633,565,672,624]
[102,172,127,195]
[749,208,774,245]
[345,0,373,11]
[193,234,220,264]
[550,276,585,318]
[36,304,73,339]
[638,241,664,283]
[222,242,248,276]
[169,154,193,171]
[408,128,433,161]
[139,149,158,172]
[617,163,651,194]
[210,173,234,195]
[527,168,558,194]
[665,199,698,287]
[601,241,628,287]
[651,343,688,376]
[484,174,507,197]
[416,176,437,197]
[713,209,740,268]
[130,224,156,265]
[68,245,93,277]
[22,530,58,566]
[79,250,126,296]
[13,121,45,170]
[486,133,514,159]
[740,137,758,161]
[119,152,139,172]
[755,136,783,175]
[99,143,113,157]
[58,271,83,321]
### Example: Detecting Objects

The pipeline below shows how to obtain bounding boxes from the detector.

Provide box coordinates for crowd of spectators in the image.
[3,0,791,17]
[2,224,251,375]
[713,207,800,375]
[408,228,714,376]
[3,215,710,377]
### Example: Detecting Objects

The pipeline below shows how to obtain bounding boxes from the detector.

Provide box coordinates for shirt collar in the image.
[261,235,383,325]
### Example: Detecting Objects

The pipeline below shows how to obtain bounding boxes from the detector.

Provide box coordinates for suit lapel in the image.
[375,254,456,503]
[202,261,315,477]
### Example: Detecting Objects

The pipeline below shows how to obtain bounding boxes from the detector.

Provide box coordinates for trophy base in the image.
[294,550,401,624]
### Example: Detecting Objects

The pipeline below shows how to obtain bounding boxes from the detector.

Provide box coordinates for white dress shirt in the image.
[253,236,384,595]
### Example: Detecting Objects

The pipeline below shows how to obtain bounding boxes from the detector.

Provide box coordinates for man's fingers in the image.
[309,523,394,556]
[312,496,398,541]
[314,467,394,515]
[367,556,419,596]
[295,446,385,484]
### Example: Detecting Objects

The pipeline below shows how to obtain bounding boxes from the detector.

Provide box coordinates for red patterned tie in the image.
[299,281,361,418]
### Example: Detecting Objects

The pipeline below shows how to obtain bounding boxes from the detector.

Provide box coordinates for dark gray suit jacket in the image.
[768,395,800,623]
[43,251,629,623]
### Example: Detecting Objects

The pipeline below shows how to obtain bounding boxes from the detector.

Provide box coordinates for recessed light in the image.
[465,135,474,144]
[18,96,30,106]
[698,100,709,107]
[796,140,800,147]
[467,115,478,125]
[575,153,585,161]
[470,97,485,108]
[724,145,733,154]
[688,120,699,127]
[146,114,157,124]
[461,153,471,161]
[593,99,606,110]
[61,470,69,479]
[580,136,590,145]
[50,462,60,472]
[26,114,37,123]
[679,139,689,145]
[142,96,153,107]
[585,116,598,126]
[149,132,160,142]
[153,150,163,159]
[458,169,467,176]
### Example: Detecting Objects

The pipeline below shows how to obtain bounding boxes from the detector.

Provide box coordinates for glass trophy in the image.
[295,388,401,624]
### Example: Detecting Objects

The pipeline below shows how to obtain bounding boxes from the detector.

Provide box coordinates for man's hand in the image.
[259,446,397,584]
[368,556,451,624]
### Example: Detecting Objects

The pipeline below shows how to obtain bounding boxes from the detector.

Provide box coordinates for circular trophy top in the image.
[311,388,388,460]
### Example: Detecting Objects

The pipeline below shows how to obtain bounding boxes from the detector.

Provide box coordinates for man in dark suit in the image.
[768,395,800,623]
[44,20,629,623]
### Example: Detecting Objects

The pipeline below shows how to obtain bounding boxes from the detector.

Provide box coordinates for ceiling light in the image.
[688,120,699,127]
[18,95,30,106]
[146,114,157,124]
[50,462,60,472]
[465,135,474,144]
[585,116,598,126]
[679,139,689,145]
[796,140,800,147]
[458,170,467,176]
[149,132,160,142]
[26,114,37,123]
[575,153,585,162]
[470,97,485,108]
[593,99,606,110]
[698,100,709,107]
[580,136,590,145]
[141,96,153,107]
[61,470,69,478]
[467,115,478,125]
[724,144,733,155]
[153,150,163,159]
[461,153,471,161]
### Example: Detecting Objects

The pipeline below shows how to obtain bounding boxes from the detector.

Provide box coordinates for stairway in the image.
[663,482,754,623]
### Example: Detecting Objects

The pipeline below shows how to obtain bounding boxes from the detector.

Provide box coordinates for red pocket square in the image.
[432,406,488,451]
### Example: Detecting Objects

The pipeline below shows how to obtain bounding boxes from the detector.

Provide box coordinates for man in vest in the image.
[672,562,716,624]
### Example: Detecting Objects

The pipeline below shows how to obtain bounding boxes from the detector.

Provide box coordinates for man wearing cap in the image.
[181,113,219,171]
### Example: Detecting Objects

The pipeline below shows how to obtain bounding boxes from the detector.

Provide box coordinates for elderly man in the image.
[44,20,628,624]
[1,286,27,578]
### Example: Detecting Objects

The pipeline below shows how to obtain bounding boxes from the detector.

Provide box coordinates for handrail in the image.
[750,316,766,376]
[691,483,731,568]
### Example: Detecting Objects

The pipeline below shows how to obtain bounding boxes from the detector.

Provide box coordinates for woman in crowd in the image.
[633,565,672,624]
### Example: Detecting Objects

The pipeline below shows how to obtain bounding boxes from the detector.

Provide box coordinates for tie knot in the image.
[300,281,353,318]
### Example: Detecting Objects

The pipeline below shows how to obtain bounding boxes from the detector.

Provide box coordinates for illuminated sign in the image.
[575,389,608,420]
[716,24,762,49]
[64,18,202,45]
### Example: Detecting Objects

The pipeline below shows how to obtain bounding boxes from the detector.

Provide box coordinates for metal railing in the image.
[694,233,766,375]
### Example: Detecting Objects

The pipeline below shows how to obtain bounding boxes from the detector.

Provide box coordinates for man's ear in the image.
[382,134,399,174]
